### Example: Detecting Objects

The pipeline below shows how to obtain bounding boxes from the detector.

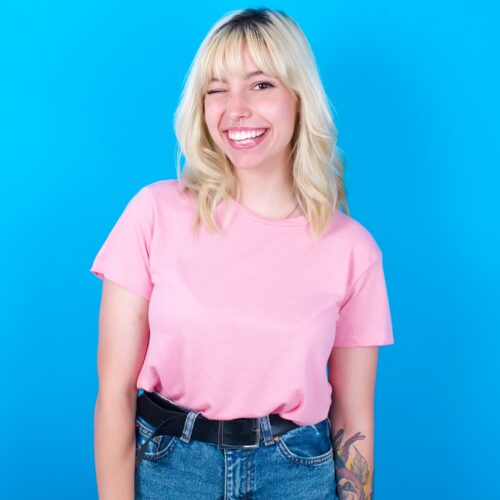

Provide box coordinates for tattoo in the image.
[332,429,374,500]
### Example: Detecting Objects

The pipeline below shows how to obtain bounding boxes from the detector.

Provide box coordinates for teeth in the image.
[228,129,266,141]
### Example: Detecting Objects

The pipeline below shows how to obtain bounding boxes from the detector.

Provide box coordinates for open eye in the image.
[253,81,274,90]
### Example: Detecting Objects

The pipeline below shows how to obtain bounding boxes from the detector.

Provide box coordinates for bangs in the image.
[200,22,288,92]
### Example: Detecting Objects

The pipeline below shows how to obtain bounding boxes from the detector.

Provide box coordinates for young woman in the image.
[90,8,394,500]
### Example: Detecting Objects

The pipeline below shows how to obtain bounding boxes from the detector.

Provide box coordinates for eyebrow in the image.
[209,70,268,83]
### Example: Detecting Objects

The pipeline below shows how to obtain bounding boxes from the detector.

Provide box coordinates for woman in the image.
[90,8,394,500]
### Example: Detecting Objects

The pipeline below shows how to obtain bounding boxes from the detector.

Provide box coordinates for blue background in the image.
[1,1,498,498]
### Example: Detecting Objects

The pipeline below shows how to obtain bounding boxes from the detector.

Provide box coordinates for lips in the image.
[223,127,268,133]
[223,128,270,150]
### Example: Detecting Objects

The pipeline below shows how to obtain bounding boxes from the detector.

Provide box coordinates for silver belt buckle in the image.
[218,419,261,450]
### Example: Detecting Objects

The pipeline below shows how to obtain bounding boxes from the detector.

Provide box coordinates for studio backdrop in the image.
[1,1,498,499]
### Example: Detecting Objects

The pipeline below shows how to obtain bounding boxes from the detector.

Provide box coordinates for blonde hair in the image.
[174,8,349,241]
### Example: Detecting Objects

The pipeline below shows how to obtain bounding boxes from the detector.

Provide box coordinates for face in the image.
[203,45,299,173]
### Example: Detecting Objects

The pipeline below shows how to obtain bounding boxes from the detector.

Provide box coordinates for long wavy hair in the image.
[174,8,349,241]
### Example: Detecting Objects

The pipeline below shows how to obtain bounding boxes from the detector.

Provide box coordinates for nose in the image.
[226,92,251,123]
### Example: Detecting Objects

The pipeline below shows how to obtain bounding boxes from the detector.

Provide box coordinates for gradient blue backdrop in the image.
[1,1,498,498]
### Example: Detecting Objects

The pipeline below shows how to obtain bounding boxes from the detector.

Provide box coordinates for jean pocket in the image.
[135,416,178,462]
[276,418,333,466]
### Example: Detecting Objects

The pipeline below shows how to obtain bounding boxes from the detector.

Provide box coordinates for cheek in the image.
[204,102,223,137]
[203,113,218,140]
[266,97,298,134]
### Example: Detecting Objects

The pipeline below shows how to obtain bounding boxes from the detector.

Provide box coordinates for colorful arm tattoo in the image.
[332,428,374,500]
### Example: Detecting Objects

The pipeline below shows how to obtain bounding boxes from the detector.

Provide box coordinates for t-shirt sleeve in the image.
[89,186,154,300]
[333,256,394,347]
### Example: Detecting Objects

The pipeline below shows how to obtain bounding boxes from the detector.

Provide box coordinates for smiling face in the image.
[203,45,300,174]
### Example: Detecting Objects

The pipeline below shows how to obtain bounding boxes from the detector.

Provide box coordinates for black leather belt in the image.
[135,391,299,465]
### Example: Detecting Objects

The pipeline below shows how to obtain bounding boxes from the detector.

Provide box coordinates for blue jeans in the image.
[134,401,338,499]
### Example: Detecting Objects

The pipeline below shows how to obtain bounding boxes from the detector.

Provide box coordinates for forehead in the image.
[203,35,279,85]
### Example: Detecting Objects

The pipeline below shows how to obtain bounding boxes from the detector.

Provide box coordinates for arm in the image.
[94,279,150,500]
[327,346,379,500]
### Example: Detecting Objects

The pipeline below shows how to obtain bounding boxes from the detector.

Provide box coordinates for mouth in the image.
[223,128,270,150]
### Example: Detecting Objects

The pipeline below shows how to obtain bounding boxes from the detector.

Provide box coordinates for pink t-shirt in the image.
[90,179,394,425]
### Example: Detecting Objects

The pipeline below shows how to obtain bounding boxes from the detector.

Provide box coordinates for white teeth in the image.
[228,129,266,141]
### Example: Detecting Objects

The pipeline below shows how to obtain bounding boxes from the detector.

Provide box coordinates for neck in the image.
[234,181,300,219]
[231,149,302,218]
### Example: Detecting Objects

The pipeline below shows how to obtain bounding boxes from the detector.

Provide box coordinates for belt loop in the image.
[180,410,200,443]
[259,415,276,446]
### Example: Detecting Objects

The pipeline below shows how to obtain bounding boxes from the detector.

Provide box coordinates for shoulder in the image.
[125,178,189,213]
[330,208,383,264]
[138,178,178,200]
[135,179,197,226]
[141,178,192,206]
[114,179,185,224]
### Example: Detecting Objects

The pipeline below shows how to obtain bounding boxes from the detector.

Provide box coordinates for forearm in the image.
[329,407,375,500]
[94,390,137,500]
